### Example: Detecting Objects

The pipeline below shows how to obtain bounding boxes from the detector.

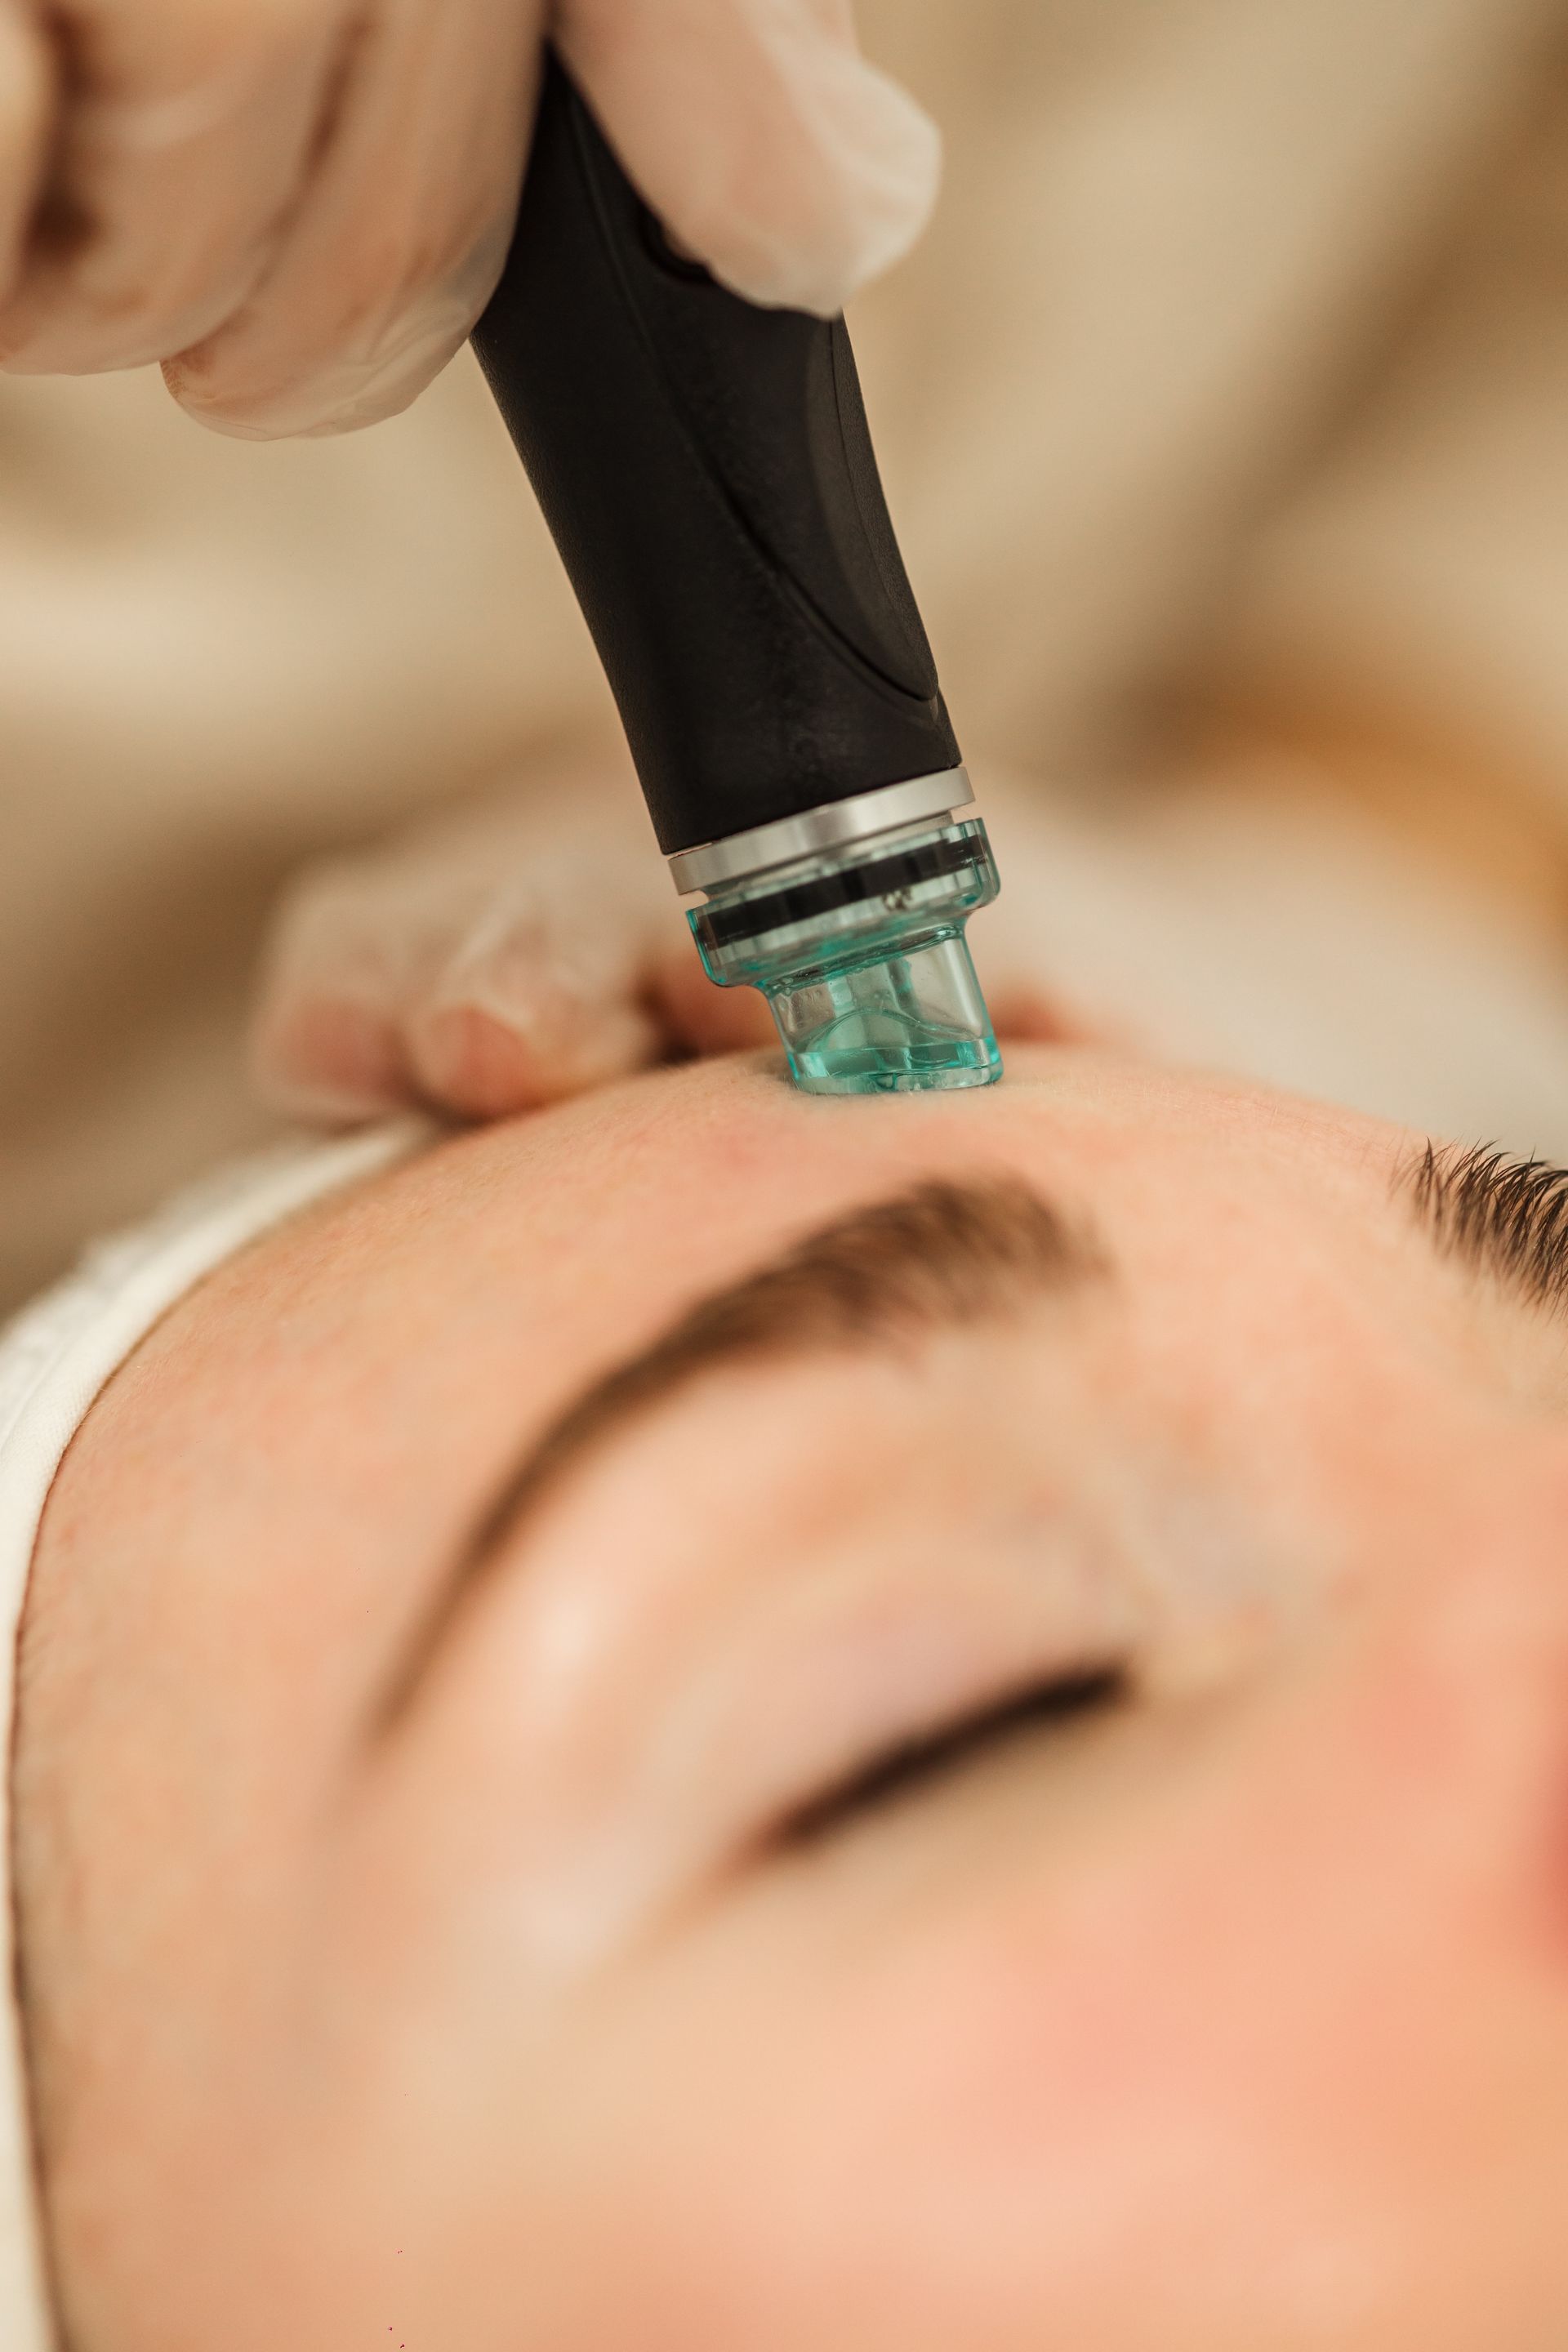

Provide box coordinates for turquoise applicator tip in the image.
[688,812,1004,1098]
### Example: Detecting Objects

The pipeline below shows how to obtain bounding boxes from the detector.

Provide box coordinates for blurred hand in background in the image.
[0,0,939,438]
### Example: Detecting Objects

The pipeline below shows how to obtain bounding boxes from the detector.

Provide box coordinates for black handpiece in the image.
[471,55,1001,1098]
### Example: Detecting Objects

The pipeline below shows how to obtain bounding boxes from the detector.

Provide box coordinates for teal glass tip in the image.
[768,933,1002,1096]
[688,813,1004,1099]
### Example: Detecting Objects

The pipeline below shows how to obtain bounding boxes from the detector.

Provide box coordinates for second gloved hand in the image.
[0,0,940,439]
[252,772,776,1124]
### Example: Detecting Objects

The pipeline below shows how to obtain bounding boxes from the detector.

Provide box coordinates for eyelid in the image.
[471,1521,1147,1973]
[384,1344,1179,1975]
[767,1661,1131,1851]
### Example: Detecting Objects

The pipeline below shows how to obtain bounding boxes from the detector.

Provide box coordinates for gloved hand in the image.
[251,768,1085,1126]
[0,0,940,439]
[252,769,775,1122]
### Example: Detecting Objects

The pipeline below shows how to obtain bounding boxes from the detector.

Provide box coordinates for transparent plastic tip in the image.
[688,813,1003,1098]
[768,933,1000,1094]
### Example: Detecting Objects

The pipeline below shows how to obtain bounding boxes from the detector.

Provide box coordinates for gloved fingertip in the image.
[408,999,662,1120]
[163,366,290,443]
[741,72,942,314]
[577,7,942,318]
[408,1004,559,1120]
[252,993,418,1124]
[166,214,510,441]
[676,57,942,315]
[167,344,443,443]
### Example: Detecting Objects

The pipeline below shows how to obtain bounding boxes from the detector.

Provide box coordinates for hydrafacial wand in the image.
[473,57,1002,1097]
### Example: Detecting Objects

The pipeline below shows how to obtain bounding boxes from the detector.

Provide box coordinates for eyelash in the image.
[770,1664,1130,1849]
[1407,1142,1568,1310]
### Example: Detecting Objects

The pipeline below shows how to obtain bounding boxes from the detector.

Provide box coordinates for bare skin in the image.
[14,1045,1568,2352]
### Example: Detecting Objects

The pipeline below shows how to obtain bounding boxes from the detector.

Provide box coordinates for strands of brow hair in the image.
[653,1176,1108,1356]
[499,1178,1108,1517]
[372,1178,1111,1734]
[1405,1141,1568,1310]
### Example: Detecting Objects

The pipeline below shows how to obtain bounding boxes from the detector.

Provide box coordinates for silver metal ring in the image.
[668,767,973,896]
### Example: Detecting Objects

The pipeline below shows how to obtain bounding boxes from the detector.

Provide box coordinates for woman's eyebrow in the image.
[1401,1141,1568,1312]
[373,1177,1112,1734]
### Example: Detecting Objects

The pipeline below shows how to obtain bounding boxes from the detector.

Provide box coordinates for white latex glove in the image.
[0,0,940,439]
[252,772,769,1121]
[252,768,1084,1126]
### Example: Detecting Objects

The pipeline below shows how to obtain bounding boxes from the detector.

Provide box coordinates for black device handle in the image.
[472,56,961,860]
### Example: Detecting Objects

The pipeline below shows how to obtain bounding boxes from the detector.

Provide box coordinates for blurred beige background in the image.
[9,0,1568,1313]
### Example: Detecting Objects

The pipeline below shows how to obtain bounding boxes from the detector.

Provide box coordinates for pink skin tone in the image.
[14,1045,1568,2352]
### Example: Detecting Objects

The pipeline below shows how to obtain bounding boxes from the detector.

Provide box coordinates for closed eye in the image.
[770,1664,1131,1849]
